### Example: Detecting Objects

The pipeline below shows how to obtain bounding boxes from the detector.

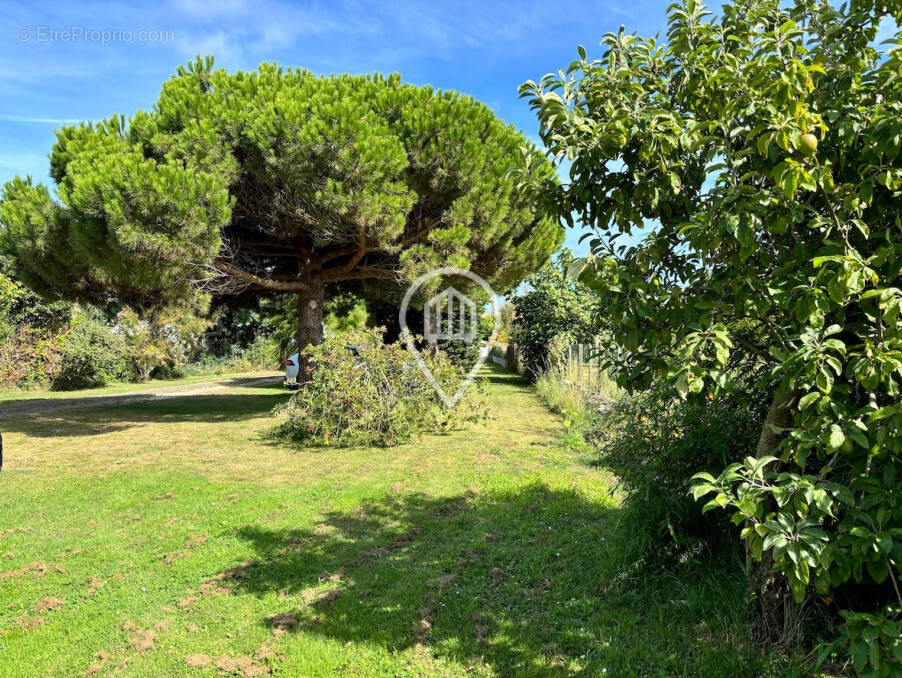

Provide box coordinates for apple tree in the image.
[520,0,902,668]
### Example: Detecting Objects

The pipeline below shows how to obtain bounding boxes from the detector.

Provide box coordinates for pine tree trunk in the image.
[296,282,324,384]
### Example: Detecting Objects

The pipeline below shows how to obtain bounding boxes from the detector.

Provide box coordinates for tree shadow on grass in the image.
[0,392,287,438]
[230,484,621,676]
[478,365,533,389]
[232,483,763,676]
[227,484,769,677]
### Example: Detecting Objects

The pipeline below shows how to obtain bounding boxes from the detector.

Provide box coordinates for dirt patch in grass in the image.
[84,652,109,676]
[186,533,208,548]
[15,615,45,629]
[163,550,187,564]
[0,527,31,538]
[0,566,28,581]
[177,594,198,609]
[266,612,297,632]
[360,547,389,560]
[122,620,156,652]
[35,596,64,612]
[252,644,274,662]
[312,523,334,536]
[314,588,341,605]
[185,653,211,667]
[129,629,155,652]
[411,608,433,643]
[214,654,270,677]
[391,527,422,549]
[428,574,454,589]
[213,560,255,582]
[318,569,343,584]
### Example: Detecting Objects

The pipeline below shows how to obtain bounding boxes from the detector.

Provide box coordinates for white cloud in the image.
[177,29,244,66]
[0,115,80,124]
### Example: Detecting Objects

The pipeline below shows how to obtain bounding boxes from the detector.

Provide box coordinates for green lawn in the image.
[0,366,776,676]
[0,370,280,404]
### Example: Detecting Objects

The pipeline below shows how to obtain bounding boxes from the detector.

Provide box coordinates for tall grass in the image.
[534,360,621,415]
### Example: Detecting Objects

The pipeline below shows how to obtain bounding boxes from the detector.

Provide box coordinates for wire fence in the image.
[562,338,604,384]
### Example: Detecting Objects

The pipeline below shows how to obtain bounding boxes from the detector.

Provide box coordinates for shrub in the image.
[0,326,63,390]
[235,335,278,370]
[165,336,279,379]
[323,294,369,334]
[523,0,902,664]
[594,383,768,557]
[511,251,601,379]
[275,328,486,447]
[0,255,71,335]
[0,256,72,389]
[437,339,480,371]
[199,305,276,359]
[118,306,210,380]
[53,311,133,390]
[0,271,18,341]
[498,302,515,344]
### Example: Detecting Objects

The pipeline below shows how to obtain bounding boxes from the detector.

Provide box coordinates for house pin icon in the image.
[399,267,500,408]
[424,287,478,344]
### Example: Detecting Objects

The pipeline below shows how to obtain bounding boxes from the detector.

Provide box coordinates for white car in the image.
[284,352,300,381]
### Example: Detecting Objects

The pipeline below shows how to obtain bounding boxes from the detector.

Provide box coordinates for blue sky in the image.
[0,0,673,255]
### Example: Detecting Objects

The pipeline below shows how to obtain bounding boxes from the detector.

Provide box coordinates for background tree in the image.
[511,250,602,378]
[0,58,563,378]
[520,0,902,669]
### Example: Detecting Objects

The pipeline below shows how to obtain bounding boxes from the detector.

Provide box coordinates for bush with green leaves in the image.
[0,270,17,341]
[436,339,481,371]
[53,309,133,390]
[596,383,768,557]
[428,293,495,371]
[324,294,370,335]
[118,306,210,380]
[0,326,63,390]
[0,255,72,389]
[520,0,902,667]
[275,328,486,447]
[198,305,277,361]
[0,255,71,336]
[511,251,601,379]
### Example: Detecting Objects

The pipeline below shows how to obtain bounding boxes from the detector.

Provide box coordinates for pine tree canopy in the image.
[0,57,563,360]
